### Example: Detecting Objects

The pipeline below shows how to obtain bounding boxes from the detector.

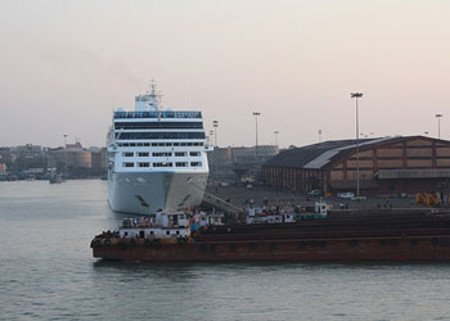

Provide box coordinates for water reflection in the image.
[92,260,203,281]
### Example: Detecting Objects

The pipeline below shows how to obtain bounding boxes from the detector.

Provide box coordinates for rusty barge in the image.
[91,209,450,262]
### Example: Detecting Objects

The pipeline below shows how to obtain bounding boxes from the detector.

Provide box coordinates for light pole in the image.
[213,120,219,147]
[436,113,443,139]
[351,92,363,197]
[63,134,68,173]
[274,131,279,146]
[209,130,214,146]
[318,129,323,142]
[252,112,261,147]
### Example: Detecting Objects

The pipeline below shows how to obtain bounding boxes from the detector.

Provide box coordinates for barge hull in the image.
[93,234,450,262]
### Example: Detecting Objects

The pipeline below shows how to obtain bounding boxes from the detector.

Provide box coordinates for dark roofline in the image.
[263,135,450,170]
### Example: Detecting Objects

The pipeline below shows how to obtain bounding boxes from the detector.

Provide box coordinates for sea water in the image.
[1,180,450,321]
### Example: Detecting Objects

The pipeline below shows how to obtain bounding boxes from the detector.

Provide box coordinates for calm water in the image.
[1,181,450,321]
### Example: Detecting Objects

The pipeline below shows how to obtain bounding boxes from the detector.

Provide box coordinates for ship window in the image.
[137,152,149,157]
[153,152,172,157]
[130,143,136,146]
[189,151,201,157]
[152,143,158,146]
[166,231,170,235]
[176,162,187,167]
[150,231,154,235]
[144,143,150,146]
[123,162,134,167]
[138,162,150,167]
[173,143,180,146]
[175,152,186,157]
[123,152,134,157]
[190,162,202,167]
[114,121,203,130]
[176,230,180,235]
[158,143,165,146]
[165,143,172,146]
[123,143,129,147]
[153,162,173,168]
[137,143,143,147]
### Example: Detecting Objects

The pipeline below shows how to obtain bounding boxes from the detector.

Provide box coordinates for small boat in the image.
[49,173,64,184]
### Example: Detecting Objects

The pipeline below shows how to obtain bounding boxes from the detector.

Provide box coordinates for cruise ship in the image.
[107,83,210,215]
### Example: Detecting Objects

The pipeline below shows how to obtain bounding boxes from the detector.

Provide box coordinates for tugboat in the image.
[92,211,191,245]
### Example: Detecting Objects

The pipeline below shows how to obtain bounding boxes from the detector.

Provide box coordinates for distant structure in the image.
[52,142,92,168]
[208,145,279,182]
[49,142,107,175]
[262,136,450,195]
[0,142,107,180]
[90,147,107,171]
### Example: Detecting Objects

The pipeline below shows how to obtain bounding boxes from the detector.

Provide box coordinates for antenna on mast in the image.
[150,79,156,95]
[146,78,162,111]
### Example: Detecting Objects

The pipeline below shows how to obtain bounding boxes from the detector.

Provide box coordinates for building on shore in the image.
[89,146,107,171]
[50,142,92,169]
[262,136,450,196]
[0,143,107,179]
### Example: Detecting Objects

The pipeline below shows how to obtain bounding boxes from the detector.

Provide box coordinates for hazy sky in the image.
[1,0,449,148]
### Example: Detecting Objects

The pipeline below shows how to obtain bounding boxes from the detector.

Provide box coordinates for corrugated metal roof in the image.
[335,137,399,152]
[263,139,376,169]
[263,137,408,170]
[304,150,340,169]
[304,137,399,169]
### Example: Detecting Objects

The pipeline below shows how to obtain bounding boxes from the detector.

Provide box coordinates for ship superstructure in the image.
[107,82,210,215]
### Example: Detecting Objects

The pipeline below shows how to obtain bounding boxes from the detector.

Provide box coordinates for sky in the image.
[1,0,449,148]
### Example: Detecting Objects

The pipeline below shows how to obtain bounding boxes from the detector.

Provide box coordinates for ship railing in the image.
[121,222,190,229]
[114,111,202,119]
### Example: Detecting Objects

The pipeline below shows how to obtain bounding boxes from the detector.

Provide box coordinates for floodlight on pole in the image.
[436,113,443,139]
[213,120,219,147]
[351,92,363,197]
[252,112,261,147]
[274,131,279,146]
[63,134,68,172]
[209,130,214,146]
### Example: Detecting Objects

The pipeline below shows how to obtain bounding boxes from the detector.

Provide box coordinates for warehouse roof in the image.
[263,137,400,169]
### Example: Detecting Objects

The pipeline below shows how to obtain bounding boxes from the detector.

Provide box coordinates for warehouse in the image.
[261,136,450,196]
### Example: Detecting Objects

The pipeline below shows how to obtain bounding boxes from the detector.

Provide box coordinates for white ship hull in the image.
[107,171,209,215]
